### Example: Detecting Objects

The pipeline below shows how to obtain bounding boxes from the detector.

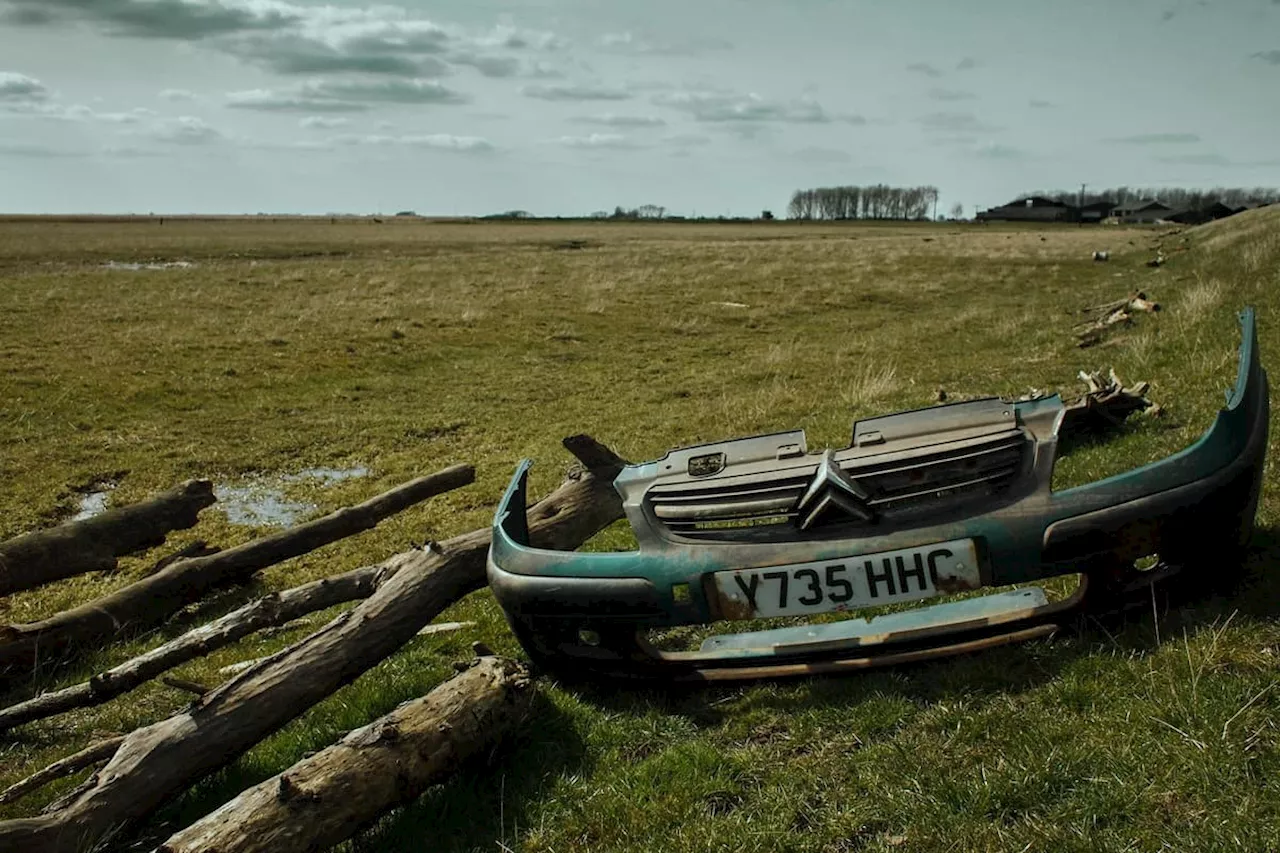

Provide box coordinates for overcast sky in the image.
[1,0,1278,216]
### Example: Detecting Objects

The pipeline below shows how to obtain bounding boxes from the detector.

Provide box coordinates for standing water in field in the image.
[216,466,371,527]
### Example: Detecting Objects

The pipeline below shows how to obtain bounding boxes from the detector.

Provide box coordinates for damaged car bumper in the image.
[488,308,1269,681]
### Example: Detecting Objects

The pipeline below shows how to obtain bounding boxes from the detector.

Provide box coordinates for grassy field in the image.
[1,212,1279,851]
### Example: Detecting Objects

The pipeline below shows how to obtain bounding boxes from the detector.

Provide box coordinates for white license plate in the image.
[713,538,981,619]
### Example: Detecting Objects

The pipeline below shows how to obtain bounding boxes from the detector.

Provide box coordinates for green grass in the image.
[2,213,1279,851]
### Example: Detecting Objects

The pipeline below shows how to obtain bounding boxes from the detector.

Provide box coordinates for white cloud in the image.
[159,88,198,102]
[227,78,468,112]
[299,115,350,129]
[150,116,221,144]
[332,133,494,152]
[0,71,49,101]
[521,83,631,101]
[570,114,666,128]
[653,90,833,123]
[551,132,635,148]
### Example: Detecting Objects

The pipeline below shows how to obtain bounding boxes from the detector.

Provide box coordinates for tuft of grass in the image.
[2,214,1280,851]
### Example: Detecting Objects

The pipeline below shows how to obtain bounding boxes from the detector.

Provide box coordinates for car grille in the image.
[647,431,1027,538]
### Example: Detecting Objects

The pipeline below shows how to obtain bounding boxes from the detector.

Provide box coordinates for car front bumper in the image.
[488,308,1268,681]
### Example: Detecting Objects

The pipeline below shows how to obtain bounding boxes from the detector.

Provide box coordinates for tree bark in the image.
[0,563,395,732]
[0,738,124,807]
[0,480,215,597]
[157,657,533,853]
[0,465,475,678]
[0,436,626,853]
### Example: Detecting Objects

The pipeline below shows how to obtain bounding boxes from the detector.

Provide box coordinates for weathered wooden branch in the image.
[0,436,626,853]
[157,657,534,853]
[1055,369,1157,439]
[0,480,215,597]
[0,465,475,678]
[1075,291,1160,348]
[160,677,210,697]
[0,563,395,732]
[0,738,124,807]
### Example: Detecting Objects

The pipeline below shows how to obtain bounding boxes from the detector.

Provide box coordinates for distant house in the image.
[1113,200,1175,224]
[976,196,1079,222]
[1166,202,1237,225]
[1079,200,1118,223]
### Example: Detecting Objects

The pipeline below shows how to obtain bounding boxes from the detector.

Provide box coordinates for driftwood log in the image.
[0,480,215,597]
[0,436,626,853]
[1059,369,1157,436]
[1075,291,1160,348]
[0,738,124,807]
[157,657,534,853]
[0,465,474,678]
[0,563,397,732]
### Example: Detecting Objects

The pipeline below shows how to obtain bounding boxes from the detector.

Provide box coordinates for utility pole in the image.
[1078,183,1087,226]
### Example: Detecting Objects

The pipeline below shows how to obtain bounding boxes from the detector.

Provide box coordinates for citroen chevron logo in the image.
[795,449,875,530]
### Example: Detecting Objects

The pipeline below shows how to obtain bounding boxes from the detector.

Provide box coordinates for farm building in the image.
[1113,200,1175,224]
[976,197,1079,222]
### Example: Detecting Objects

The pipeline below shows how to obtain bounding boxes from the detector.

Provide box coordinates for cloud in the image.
[521,83,632,101]
[663,133,711,147]
[652,90,832,123]
[906,62,943,78]
[3,0,299,40]
[599,31,732,56]
[927,88,975,102]
[226,90,370,112]
[299,115,350,129]
[332,133,493,152]
[221,33,449,77]
[551,133,636,149]
[159,88,197,102]
[1106,132,1201,144]
[0,71,50,102]
[570,114,666,128]
[226,78,468,112]
[149,115,220,144]
[1252,50,1280,65]
[5,2,565,84]
[955,57,978,71]
[1028,99,1054,109]
[918,112,1000,132]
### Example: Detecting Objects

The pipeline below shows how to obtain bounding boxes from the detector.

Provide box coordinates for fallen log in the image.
[0,480,215,597]
[157,657,534,853]
[1059,369,1156,435]
[0,436,626,853]
[0,563,394,732]
[0,465,474,678]
[0,738,124,807]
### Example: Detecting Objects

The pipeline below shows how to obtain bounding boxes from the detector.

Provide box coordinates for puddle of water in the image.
[281,466,371,485]
[103,261,197,271]
[71,489,112,521]
[216,466,370,527]
[215,484,317,528]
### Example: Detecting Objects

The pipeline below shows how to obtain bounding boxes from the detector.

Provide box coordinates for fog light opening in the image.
[1134,553,1161,572]
[672,583,691,604]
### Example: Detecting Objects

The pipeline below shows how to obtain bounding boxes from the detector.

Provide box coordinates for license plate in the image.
[713,538,981,619]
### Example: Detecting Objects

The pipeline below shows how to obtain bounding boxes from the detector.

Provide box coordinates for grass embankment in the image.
[1,213,1278,851]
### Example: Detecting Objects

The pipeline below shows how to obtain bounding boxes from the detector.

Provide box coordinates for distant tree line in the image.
[1024,186,1280,211]
[787,185,940,220]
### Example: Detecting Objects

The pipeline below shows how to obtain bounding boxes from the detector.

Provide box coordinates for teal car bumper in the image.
[488,308,1268,681]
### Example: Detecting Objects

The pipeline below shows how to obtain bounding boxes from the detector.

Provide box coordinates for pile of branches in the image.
[1074,291,1160,348]
[0,436,628,853]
